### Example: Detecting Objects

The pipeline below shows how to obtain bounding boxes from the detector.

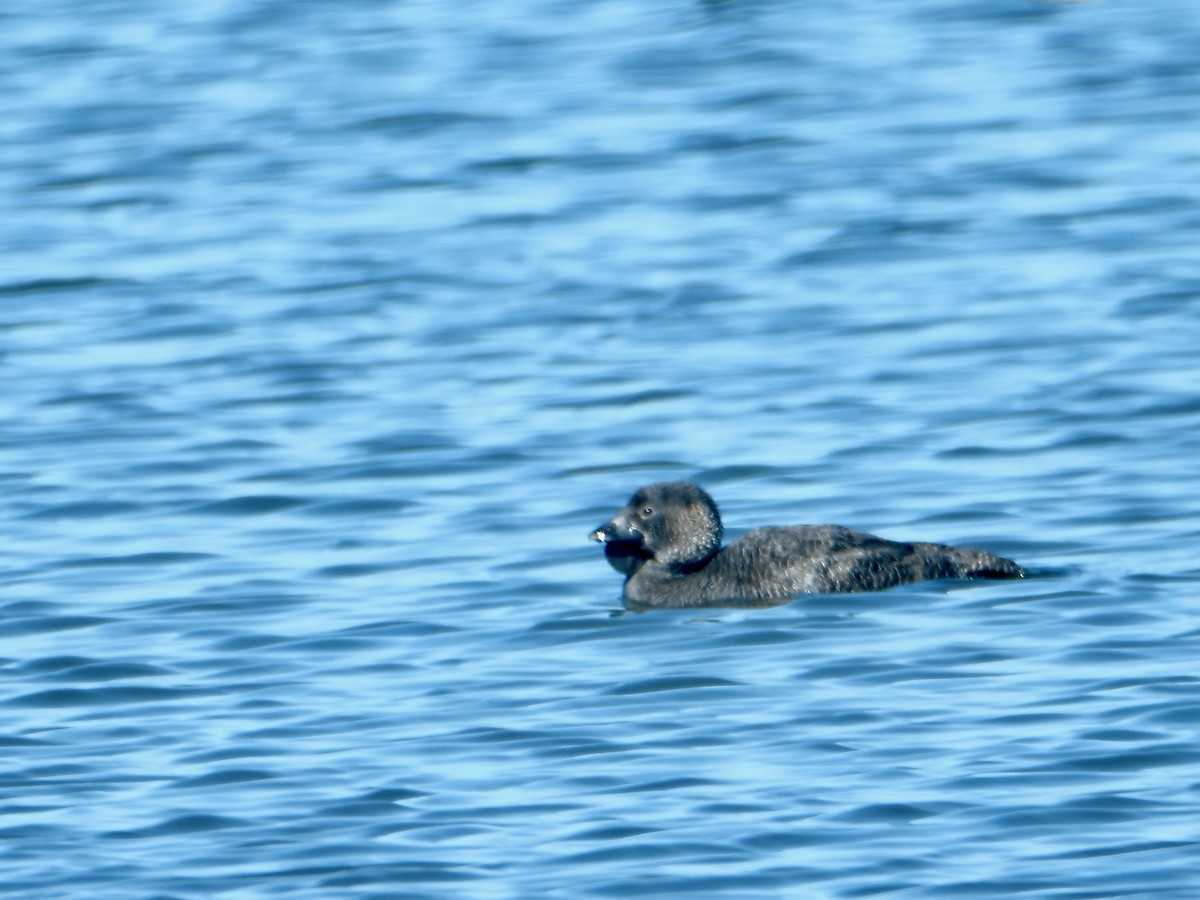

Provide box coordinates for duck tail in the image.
[959,551,1024,580]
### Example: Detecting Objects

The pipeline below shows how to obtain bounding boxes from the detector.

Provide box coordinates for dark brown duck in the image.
[590,482,1023,610]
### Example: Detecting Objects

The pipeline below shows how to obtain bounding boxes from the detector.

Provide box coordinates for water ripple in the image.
[3,0,1199,897]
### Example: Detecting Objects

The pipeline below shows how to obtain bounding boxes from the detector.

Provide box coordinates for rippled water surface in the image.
[4,1,1200,897]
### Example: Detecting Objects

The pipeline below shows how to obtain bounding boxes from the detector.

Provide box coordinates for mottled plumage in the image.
[590,482,1023,610]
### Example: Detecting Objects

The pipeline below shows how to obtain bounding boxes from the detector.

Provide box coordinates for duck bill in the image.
[589,515,641,545]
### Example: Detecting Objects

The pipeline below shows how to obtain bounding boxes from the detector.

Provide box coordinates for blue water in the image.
[4,0,1200,897]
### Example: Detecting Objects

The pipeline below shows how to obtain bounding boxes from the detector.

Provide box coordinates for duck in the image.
[590,482,1023,609]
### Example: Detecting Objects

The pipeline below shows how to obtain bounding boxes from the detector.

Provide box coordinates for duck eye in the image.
[641,506,654,516]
